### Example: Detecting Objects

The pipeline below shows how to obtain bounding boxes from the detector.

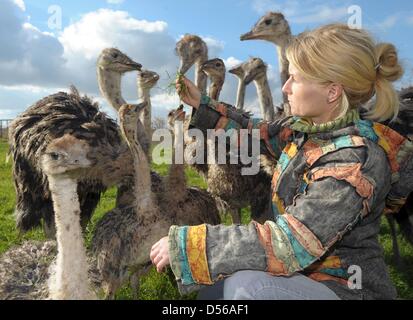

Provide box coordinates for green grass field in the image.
[0,138,412,299]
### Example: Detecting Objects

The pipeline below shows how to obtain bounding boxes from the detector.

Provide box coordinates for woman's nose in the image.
[282,78,291,95]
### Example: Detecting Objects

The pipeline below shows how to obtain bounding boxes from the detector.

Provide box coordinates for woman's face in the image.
[282,64,335,124]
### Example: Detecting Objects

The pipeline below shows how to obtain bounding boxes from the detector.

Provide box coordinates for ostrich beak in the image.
[179,61,192,75]
[240,31,256,41]
[126,62,142,71]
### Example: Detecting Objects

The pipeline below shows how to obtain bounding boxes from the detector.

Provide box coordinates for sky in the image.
[1,0,413,121]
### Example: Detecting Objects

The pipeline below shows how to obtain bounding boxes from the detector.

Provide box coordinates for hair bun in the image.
[375,43,403,82]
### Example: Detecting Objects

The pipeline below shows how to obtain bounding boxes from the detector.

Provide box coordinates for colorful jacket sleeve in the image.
[168,141,392,294]
[188,94,290,159]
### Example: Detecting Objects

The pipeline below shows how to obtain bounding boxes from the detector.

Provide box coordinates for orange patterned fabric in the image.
[307,255,342,271]
[280,127,294,142]
[283,214,325,257]
[254,222,289,274]
[373,123,406,173]
[215,103,228,117]
[311,163,374,199]
[272,192,286,215]
[215,116,229,131]
[258,122,276,157]
[303,140,324,166]
[307,272,349,286]
[186,225,213,285]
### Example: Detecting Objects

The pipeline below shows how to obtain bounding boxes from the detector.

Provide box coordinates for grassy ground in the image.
[0,138,412,299]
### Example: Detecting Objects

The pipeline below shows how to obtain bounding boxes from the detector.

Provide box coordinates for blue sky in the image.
[1,0,413,120]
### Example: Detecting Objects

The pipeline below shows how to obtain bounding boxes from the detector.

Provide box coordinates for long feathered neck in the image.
[271,33,292,104]
[128,134,157,214]
[195,55,208,94]
[97,66,126,111]
[235,78,246,110]
[47,175,96,300]
[138,84,152,146]
[166,120,186,201]
[208,76,224,101]
[254,75,275,121]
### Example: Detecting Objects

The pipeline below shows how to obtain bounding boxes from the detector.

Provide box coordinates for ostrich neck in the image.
[208,77,224,100]
[195,56,208,94]
[235,79,246,110]
[128,135,156,212]
[47,175,94,299]
[97,67,126,111]
[272,35,291,103]
[254,76,275,121]
[167,121,186,200]
[138,85,152,146]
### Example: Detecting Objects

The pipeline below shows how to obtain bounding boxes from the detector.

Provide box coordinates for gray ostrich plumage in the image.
[91,90,220,299]
[8,87,123,236]
[385,86,413,260]
[8,48,144,237]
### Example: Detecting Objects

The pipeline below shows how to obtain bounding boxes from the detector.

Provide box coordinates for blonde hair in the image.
[286,23,404,122]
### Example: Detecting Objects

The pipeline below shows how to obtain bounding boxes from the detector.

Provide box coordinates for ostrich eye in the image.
[264,19,272,25]
[216,63,221,67]
[112,53,119,59]
[50,152,59,160]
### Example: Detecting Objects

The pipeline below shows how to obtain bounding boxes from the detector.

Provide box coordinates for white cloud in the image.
[0,3,282,121]
[376,14,399,31]
[252,0,349,25]
[12,0,25,11]
[224,57,243,69]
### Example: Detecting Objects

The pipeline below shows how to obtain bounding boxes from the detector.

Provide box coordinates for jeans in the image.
[197,270,340,300]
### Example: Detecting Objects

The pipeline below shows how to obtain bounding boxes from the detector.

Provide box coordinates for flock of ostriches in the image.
[1,12,413,300]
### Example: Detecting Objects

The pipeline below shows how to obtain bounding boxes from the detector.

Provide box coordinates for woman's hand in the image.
[150,236,170,272]
[176,76,201,109]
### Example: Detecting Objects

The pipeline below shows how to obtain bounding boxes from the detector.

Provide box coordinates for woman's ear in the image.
[327,83,343,104]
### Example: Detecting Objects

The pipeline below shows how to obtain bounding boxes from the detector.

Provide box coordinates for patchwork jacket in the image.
[168,95,413,300]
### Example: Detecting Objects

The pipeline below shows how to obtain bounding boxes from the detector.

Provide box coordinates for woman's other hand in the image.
[176,76,201,108]
[150,236,170,273]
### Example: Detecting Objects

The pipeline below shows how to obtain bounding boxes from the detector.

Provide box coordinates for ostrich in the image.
[199,58,273,224]
[91,103,220,298]
[383,86,413,266]
[228,62,247,111]
[137,70,160,145]
[97,49,164,205]
[242,57,277,121]
[201,58,226,100]
[175,34,210,176]
[8,76,140,237]
[240,11,292,106]
[0,135,100,299]
[176,34,208,95]
[97,48,142,111]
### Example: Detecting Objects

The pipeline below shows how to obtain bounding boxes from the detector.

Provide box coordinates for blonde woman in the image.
[151,24,411,300]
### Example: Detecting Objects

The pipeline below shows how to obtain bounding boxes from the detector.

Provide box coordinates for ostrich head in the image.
[118,102,147,146]
[167,104,186,130]
[242,57,268,85]
[201,58,226,81]
[137,69,160,90]
[240,12,291,44]
[97,48,142,73]
[229,62,246,79]
[175,34,208,74]
[40,134,93,177]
